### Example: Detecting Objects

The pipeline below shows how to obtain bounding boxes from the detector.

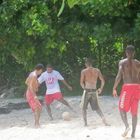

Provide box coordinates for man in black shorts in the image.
[80,58,109,126]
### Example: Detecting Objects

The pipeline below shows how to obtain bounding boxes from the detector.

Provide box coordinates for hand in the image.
[97,88,102,94]
[113,89,118,97]
[67,85,72,91]
[34,96,38,100]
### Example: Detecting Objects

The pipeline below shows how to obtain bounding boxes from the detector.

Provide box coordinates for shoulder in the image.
[29,71,36,78]
[134,59,140,64]
[92,68,101,73]
[119,59,127,66]
[40,71,47,77]
[53,70,63,77]
[53,70,58,73]
[53,70,60,74]
[29,73,37,81]
[94,68,100,71]
[81,68,87,74]
[134,59,140,66]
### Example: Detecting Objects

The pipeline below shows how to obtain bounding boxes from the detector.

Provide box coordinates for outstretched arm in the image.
[61,80,72,91]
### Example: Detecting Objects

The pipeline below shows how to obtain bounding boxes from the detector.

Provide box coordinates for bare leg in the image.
[89,97,110,126]
[34,108,41,128]
[82,109,87,126]
[131,115,137,138]
[58,98,73,110]
[120,110,130,137]
[96,108,104,118]
[96,108,110,126]
[46,104,53,120]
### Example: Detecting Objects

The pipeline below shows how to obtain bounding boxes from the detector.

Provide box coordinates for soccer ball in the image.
[62,112,71,121]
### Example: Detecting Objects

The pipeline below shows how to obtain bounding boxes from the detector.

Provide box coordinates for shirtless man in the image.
[25,64,44,128]
[113,45,140,138]
[80,58,108,126]
[38,64,73,120]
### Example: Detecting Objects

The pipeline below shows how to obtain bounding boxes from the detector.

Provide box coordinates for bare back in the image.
[25,71,38,93]
[120,59,140,84]
[81,67,103,89]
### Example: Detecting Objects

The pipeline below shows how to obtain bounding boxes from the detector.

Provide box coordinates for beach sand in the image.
[0,96,140,140]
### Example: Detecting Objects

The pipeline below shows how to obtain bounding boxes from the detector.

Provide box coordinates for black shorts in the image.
[82,90,100,110]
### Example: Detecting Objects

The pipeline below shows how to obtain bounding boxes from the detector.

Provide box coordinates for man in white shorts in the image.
[38,64,73,120]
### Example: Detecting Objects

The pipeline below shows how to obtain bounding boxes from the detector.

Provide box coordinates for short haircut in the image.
[35,64,44,70]
[126,45,135,52]
[46,64,53,68]
[85,58,93,65]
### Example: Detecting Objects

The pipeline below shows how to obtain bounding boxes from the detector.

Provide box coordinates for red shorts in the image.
[45,92,63,105]
[119,84,140,116]
[26,89,42,112]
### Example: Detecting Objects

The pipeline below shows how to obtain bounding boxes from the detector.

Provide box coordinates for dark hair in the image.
[126,45,135,52]
[85,58,93,65]
[35,64,44,70]
[46,64,53,68]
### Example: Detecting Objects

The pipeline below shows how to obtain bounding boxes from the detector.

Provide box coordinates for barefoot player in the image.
[25,64,44,127]
[113,45,140,138]
[38,64,73,120]
[80,58,109,126]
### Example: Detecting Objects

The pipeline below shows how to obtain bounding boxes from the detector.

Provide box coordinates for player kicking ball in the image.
[38,64,73,120]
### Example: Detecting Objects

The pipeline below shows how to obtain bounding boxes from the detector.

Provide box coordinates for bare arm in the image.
[97,70,105,94]
[80,71,85,89]
[25,77,29,86]
[24,77,30,98]
[28,76,39,96]
[61,80,72,91]
[139,73,140,84]
[112,63,123,97]
[137,60,140,83]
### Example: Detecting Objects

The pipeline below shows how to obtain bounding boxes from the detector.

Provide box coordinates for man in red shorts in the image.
[113,45,140,138]
[25,64,44,128]
[38,64,73,120]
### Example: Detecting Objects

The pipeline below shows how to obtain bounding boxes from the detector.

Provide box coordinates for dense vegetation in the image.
[0,0,140,96]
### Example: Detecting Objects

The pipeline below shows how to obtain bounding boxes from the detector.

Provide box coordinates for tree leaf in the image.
[67,0,80,8]
[57,0,65,17]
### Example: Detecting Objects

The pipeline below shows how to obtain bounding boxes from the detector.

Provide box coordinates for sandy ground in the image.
[0,96,140,140]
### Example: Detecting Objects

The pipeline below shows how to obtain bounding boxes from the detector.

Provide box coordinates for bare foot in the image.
[131,133,135,138]
[35,123,41,128]
[84,122,88,127]
[104,122,111,126]
[121,127,130,137]
[49,117,53,121]
[102,118,110,126]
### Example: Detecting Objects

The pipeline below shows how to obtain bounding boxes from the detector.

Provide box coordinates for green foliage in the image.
[57,0,65,17]
[133,13,140,40]
[0,0,140,96]
[89,23,123,74]
[67,0,80,8]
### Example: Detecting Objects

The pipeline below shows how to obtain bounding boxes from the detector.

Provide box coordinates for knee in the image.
[82,109,86,113]
[46,105,50,109]
[120,110,126,115]
[35,107,41,112]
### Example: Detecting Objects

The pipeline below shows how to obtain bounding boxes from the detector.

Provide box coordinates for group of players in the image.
[25,45,140,138]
